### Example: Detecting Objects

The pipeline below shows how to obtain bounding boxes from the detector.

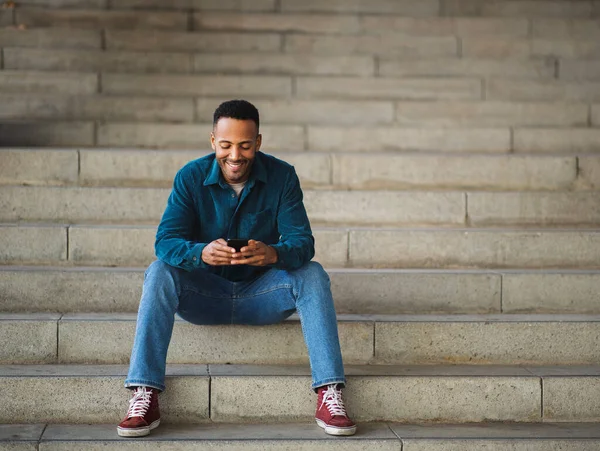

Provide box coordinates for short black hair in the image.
[213,99,260,131]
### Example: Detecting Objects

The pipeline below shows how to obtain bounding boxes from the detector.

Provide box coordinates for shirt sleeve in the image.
[154,167,208,271]
[270,167,315,270]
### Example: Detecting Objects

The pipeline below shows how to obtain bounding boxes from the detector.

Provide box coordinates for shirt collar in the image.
[203,152,268,188]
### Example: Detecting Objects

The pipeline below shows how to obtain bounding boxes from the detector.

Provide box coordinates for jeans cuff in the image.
[125,379,165,393]
[312,376,346,391]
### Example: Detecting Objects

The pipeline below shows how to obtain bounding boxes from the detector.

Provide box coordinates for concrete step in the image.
[3,186,600,228]
[441,0,596,18]
[1,364,599,423]
[560,60,600,81]
[461,37,600,59]
[487,78,600,101]
[109,0,278,12]
[2,48,375,76]
[3,149,589,191]
[15,8,189,30]
[532,18,600,39]
[0,186,469,226]
[0,27,101,49]
[4,313,600,366]
[4,422,600,450]
[0,94,593,127]
[4,266,600,315]
[4,224,600,269]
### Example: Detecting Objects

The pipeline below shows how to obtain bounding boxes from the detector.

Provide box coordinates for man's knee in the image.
[291,261,331,288]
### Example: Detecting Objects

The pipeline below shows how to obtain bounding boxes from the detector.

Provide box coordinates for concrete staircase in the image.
[2,0,600,448]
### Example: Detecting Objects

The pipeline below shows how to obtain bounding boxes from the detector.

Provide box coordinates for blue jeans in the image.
[125,260,346,392]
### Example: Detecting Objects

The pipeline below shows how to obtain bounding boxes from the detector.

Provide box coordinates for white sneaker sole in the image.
[316,418,357,436]
[117,419,160,437]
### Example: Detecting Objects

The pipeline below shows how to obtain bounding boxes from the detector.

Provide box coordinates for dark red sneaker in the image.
[117,386,161,437]
[315,384,357,436]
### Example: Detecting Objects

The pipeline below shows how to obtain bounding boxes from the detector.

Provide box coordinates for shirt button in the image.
[231,194,235,198]
[193,256,197,261]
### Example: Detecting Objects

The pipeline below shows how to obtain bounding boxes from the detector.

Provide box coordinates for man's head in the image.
[211,99,261,185]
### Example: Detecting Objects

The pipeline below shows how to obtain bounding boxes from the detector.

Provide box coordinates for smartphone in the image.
[227,239,249,252]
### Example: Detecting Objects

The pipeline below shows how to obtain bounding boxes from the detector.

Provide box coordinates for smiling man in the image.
[117,100,356,438]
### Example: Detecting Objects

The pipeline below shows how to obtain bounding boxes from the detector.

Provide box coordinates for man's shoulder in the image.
[177,153,215,180]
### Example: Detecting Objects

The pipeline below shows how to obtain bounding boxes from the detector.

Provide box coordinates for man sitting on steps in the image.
[117,99,356,438]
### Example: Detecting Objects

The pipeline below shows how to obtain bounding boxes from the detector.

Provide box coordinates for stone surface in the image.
[0,186,169,224]
[0,94,195,122]
[0,268,143,313]
[533,39,600,59]
[14,0,106,6]
[348,229,600,269]
[39,423,399,450]
[15,8,188,30]
[514,129,600,153]
[467,192,600,226]
[403,440,600,451]
[0,9,13,27]
[0,314,59,364]
[0,374,209,423]
[57,314,374,364]
[67,226,348,267]
[532,19,600,39]
[194,12,361,33]
[97,123,303,151]
[487,79,600,101]
[394,102,586,127]
[193,53,375,76]
[284,35,457,57]
[0,268,503,314]
[0,123,94,147]
[380,58,553,78]
[304,191,465,226]
[196,99,394,125]
[579,157,600,190]
[102,73,291,97]
[461,38,531,58]
[332,154,576,190]
[0,71,97,95]
[112,0,277,11]
[0,149,78,186]
[503,272,600,314]
[330,270,501,314]
[309,127,508,152]
[560,60,600,81]
[0,28,101,49]
[106,30,281,52]
[0,424,44,442]
[296,77,481,100]
[3,48,193,73]
[442,0,592,17]
[0,226,66,265]
[79,150,331,188]
[281,0,439,15]
[593,105,600,125]
[211,374,540,422]
[360,17,528,36]
[375,317,600,365]
[544,377,600,421]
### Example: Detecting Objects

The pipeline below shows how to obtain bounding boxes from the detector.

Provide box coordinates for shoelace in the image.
[320,385,348,417]
[126,387,152,419]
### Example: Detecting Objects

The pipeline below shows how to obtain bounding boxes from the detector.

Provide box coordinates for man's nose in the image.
[229,147,241,160]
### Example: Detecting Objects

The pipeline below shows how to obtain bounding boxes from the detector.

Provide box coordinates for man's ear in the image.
[256,134,262,151]
[210,132,216,151]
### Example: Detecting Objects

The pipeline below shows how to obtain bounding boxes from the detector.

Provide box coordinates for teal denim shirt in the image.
[155,151,315,282]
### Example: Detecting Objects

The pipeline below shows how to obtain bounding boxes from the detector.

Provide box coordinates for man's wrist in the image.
[267,245,278,265]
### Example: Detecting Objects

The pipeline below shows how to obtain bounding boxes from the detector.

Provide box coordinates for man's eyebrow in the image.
[217,139,254,144]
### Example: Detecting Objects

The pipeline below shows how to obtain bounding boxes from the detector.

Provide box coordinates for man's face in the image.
[211,117,261,185]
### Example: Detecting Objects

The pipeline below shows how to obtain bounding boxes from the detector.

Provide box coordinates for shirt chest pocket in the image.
[239,208,275,241]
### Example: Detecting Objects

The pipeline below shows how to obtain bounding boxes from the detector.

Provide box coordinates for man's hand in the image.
[201,238,236,266]
[231,239,278,266]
